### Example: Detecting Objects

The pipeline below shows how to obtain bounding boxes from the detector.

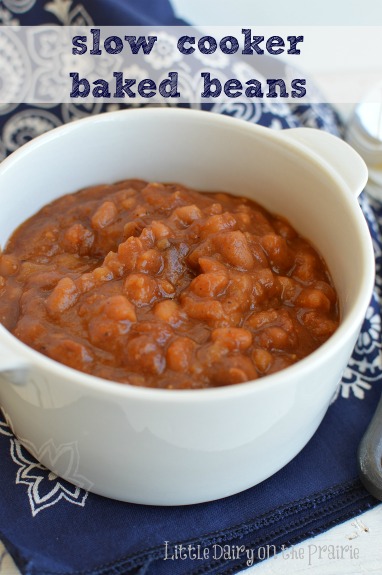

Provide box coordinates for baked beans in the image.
[0,180,339,388]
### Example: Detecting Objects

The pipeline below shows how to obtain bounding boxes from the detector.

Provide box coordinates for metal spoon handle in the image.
[358,392,382,501]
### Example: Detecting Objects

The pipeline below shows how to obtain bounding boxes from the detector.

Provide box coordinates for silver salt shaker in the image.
[349,82,382,500]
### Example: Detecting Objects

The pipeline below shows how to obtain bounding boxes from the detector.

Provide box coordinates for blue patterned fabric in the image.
[0,2,381,575]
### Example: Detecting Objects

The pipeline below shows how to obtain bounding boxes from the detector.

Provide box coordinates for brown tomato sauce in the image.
[0,180,339,388]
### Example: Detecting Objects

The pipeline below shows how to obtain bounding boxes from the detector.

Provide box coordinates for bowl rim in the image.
[0,107,375,402]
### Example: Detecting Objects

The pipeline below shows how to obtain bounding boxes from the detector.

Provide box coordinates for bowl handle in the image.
[0,338,28,379]
[279,128,368,198]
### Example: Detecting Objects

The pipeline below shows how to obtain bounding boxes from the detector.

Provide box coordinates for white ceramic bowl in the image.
[0,108,374,505]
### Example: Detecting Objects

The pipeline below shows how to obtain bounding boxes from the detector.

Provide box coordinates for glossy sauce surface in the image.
[0,180,339,388]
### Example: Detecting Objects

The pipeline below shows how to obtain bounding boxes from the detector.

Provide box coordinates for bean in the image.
[117,236,143,271]
[139,227,155,249]
[279,276,301,303]
[124,273,158,306]
[24,271,62,290]
[247,310,278,330]
[48,338,93,369]
[172,205,202,225]
[156,238,171,250]
[198,257,227,274]
[14,316,45,341]
[132,204,150,219]
[142,183,168,207]
[103,252,125,278]
[151,220,172,240]
[89,317,129,348]
[200,212,236,238]
[54,253,85,271]
[166,337,195,371]
[76,273,95,294]
[245,236,268,267]
[46,277,79,315]
[261,233,294,273]
[252,348,273,374]
[187,238,214,268]
[293,251,319,282]
[256,326,292,351]
[207,203,223,215]
[157,278,176,298]
[104,295,136,322]
[154,300,183,325]
[63,223,94,255]
[272,217,298,240]
[234,212,251,228]
[224,273,253,313]
[125,335,165,375]
[91,201,118,230]
[123,220,144,239]
[181,296,225,322]
[314,280,337,304]
[121,197,136,210]
[133,321,173,344]
[301,311,338,341]
[197,341,228,365]
[93,267,113,283]
[297,288,331,313]
[210,356,257,386]
[214,230,254,271]
[0,254,19,276]
[190,272,228,298]
[136,249,163,275]
[211,327,252,351]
